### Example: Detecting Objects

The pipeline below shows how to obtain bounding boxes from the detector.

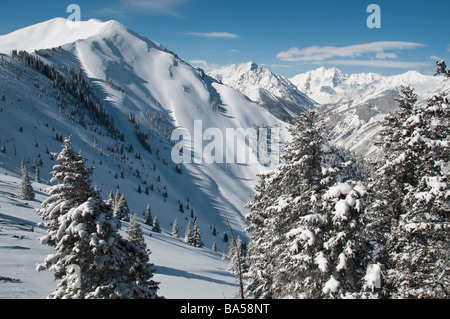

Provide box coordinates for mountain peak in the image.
[208,62,315,121]
[0,18,122,54]
[248,61,259,71]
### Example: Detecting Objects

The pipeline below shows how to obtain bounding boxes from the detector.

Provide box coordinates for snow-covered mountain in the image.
[291,67,450,157]
[0,18,288,298]
[209,62,315,121]
[290,66,384,105]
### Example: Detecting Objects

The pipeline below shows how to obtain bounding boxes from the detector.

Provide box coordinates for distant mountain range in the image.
[289,66,449,157]
[211,62,449,157]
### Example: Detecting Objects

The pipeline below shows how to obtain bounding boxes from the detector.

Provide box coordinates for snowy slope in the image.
[0,18,107,55]
[0,172,237,299]
[0,18,289,298]
[209,62,315,121]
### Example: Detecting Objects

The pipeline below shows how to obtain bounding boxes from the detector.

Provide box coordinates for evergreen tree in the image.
[245,110,368,298]
[114,189,121,206]
[1,139,5,153]
[19,162,35,200]
[367,89,450,298]
[227,236,245,276]
[191,218,203,248]
[35,166,41,183]
[152,216,161,233]
[36,137,157,299]
[212,242,217,252]
[434,60,450,77]
[37,191,127,298]
[107,191,114,206]
[125,215,160,298]
[37,136,93,247]
[114,193,130,222]
[172,218,179,238]
[144,204,153,226]
[184,221,192,245]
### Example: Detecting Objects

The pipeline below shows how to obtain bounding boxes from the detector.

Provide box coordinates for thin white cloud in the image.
[312,59,429,69]
[118,0,190,16]
[277,41,425,62]
[188,32,239,39]
[375,52,398,59]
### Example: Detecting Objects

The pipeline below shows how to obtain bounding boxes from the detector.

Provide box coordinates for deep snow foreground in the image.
[0,172,238,299]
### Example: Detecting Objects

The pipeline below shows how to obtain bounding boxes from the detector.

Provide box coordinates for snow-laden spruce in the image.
[172,218,179,238]
[19,160,35,200]
[36,137,161,299]
[184,218,203,247]
[227,236,245,276]
[125,215,160,299]
[366,87,450,298]
[245,110,370,299]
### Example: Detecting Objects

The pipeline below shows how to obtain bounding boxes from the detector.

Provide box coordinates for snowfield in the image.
[0,172,238,299]
[0,18,286,299]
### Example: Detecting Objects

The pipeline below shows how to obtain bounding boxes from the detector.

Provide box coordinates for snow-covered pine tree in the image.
[152,216,161,233]
[377,91,450,298]
[114,189,121,207]
[191,218,203,248]
[172,218,179,238]
[184,221,193,245]
[365,87,420,248]
[144,204,153,226]
[125,215,160,299]
[245,110,329,298]
[364,88,421,295]
[107,191,114,206]
[35,165,41,183]
[435,60,450,78]
[114,193,130,221]
[37,136,93,247]
[19,161,35,200]
[37,138,159,299]
[227,236,244,276]
[245,110,368,299]
[38,191,117,298]
[302,181,368,298]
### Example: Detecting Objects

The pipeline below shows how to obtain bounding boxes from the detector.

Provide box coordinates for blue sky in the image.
[0,0,449,77]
